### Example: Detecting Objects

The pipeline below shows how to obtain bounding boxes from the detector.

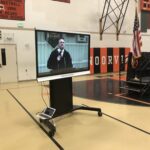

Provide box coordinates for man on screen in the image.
[47,38,73,70]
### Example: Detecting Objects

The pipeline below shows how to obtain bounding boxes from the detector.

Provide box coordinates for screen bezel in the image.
[35,29,90,81]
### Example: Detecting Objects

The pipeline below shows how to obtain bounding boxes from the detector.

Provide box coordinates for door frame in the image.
[0,43,18,82]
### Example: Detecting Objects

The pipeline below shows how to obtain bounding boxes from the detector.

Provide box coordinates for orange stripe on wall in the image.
[90,48,94,74]
[113,48,119,72]
[125,48,130,71]
[100,48,107,73]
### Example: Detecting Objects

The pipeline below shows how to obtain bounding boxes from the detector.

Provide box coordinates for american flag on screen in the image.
[132,8,142,59]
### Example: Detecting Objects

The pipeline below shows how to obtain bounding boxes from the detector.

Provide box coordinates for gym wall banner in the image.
[52,0,70,3]
[0,0,25,20]
[90,48,130,74]
[141,0,150,11]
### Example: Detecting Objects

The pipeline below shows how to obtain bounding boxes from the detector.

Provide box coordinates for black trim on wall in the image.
[107,48,113,72]
[119,48,125,71]
[94,48,100,73]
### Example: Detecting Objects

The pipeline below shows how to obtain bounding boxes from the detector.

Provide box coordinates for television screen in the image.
[35,30,90,81]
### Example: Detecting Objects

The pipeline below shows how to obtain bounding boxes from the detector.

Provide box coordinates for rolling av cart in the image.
[38,77,102,137]
[50,77,102,118]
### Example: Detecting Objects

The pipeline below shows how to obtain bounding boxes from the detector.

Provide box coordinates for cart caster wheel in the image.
[49,131,55,137]
[39,119,43,123]
[98,111,102,117]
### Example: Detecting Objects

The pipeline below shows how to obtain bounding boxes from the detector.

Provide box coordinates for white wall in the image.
[0,29,36,81]
[0,0,149,81]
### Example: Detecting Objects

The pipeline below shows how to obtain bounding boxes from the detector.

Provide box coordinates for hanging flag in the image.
[131,8,142,68]
[132,8,142,58]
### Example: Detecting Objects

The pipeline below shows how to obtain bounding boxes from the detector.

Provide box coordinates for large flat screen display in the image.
[35,30,90,81]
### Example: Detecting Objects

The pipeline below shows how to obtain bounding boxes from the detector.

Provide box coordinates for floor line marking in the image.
[82,104,150,135]
[115,93,150,106]
[102,112,150,135]
[7,89,64,150]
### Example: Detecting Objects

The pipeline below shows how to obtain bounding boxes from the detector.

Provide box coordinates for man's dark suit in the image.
[47,49,72,70]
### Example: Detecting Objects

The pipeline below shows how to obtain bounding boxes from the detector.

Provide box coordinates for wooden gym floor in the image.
[0,74,149,150]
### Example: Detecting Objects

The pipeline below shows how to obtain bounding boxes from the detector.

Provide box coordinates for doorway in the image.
[0,44,18,83]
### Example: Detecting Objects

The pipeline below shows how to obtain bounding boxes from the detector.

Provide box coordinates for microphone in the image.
[57,49,64,61]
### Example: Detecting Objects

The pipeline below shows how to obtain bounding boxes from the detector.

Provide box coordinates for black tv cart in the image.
[50,77,102,117]
[39,77,102,137]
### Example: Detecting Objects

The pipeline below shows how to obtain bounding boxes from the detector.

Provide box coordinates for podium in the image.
[50,77,102,117]
[120,52,150,97]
